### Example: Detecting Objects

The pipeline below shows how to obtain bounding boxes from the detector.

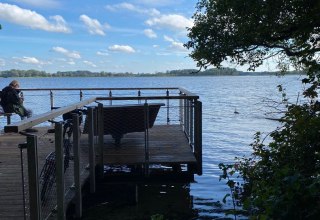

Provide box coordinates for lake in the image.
[0,75,303,219]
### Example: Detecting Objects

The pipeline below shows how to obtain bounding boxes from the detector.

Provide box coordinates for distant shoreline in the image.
[0,68,304,78]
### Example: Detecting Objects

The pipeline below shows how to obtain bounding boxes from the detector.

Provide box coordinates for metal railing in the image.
[3,87,201,220]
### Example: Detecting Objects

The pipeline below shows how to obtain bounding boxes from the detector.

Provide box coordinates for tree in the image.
[185,0,320,95]
[186,0,320,218]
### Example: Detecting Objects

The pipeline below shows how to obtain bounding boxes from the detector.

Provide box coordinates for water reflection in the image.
[73,181,197,220]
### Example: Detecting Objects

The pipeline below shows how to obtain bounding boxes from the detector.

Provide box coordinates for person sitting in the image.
[0,80,32,119]
[0,80,37,132]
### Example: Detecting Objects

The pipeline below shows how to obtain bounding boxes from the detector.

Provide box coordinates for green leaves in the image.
[219,100,320,218]
[186,0,320,98]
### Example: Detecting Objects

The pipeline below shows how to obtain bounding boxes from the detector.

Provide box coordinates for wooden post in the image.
[72,113,82,218]
[26,135,41,220]
[88,107,96,193]
[55,122,65,220]
[98,103,104,178]
[194,100,202,175]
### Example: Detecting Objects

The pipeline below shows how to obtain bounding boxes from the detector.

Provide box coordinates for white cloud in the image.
[97,51,109,56]
[136,0,179,7]
[13,56,42,64]
[144,29,157,38]
[169,41,187,51]
[105,3,160,16]
[67,59,75,65]
[164,35,188,52]
[146,14,193,31]
[83,60,97,67]
[164,35,174,42]
[0,59,5,66]
[0,3,71,33]
[79,14,109,36]
[108,45,136,53]
[9,0,60,8]
[52,46,81,59]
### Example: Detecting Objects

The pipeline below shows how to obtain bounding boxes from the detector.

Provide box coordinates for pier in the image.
[0,87,202,219]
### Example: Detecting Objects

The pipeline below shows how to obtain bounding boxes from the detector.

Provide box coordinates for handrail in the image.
[4,97,96,133]
[20,87,181,91]
[4,87,200,133]
[20,87,199,99]
[96,95,199,101]
[178,87,199,97]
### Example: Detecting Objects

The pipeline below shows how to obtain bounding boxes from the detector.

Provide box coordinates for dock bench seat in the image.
[83,103,164,146]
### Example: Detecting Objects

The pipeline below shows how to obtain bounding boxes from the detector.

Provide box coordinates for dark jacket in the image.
[0,86,22,113]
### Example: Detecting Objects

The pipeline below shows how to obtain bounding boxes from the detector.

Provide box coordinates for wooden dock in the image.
[0,124,197,220]
[101,125,196,165]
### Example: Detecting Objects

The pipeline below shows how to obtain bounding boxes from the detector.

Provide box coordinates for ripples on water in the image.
[0,75,303,219]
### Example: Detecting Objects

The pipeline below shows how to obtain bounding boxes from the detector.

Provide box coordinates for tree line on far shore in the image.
[0,68,303,78]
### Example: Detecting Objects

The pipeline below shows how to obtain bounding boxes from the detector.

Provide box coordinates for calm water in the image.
[0,76,303,219]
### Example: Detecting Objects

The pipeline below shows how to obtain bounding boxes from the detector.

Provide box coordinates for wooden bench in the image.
[83,103,164,146]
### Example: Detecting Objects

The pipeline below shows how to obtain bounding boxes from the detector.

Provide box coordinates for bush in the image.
[220,101,320,219]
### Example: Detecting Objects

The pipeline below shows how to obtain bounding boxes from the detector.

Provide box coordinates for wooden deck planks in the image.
[0,132,28,220]
[101,125,196,165]
[0,124,196,219]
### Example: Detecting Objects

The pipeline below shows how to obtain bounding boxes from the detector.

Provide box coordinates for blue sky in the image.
[0,0,202,73]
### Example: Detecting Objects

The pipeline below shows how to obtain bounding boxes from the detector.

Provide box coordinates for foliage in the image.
[185,0,320,79]
[151,214,165,220]
[186,0,320,218]
[220,101,320,219]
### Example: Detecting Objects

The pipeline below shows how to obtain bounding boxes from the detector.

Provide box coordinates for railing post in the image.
[144,102,150,176]
[18,143,27,220]
[72,113,82,218]
[109,90,112,105]
[26,135,41,220]
[98,103,104,178]
[80,90,83,101]
[190,99,194,145]
[6,113,11,125]
[138,90,141,104]
[50,90,54,109]
[88,107,96,193]
[186,99,190,139]
[166,89,170,124]
[183,98,187,132]
[55,122,65,220]
[179,91,183,126]
[194,100,202,175]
